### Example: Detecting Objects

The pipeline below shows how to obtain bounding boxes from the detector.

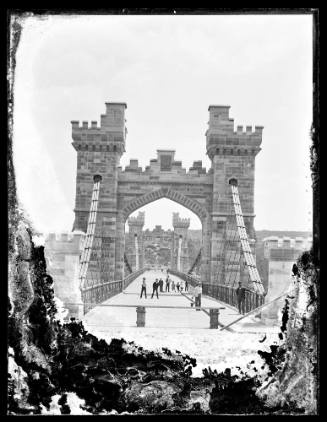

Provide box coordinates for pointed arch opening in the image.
[122,187,208,223]
[123,191,205,275]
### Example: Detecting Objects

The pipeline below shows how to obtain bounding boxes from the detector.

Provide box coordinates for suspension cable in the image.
[230,184,264,294]
[78,175,102,291]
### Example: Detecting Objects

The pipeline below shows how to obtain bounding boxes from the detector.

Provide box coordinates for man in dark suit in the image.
[159,278,164,292]
[236,282,246,314]
[151,278,159,299]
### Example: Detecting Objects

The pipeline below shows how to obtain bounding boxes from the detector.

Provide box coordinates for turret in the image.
[128,211,145,234]
[71,102,127,155]
[71,102,128,285]
[172,212,190,229]
[206,105,263,160]
[207,104,263,286]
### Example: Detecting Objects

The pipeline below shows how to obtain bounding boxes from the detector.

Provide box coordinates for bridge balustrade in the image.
[202,284,265,313]
[122,268,148,290]
[168,269,264,313]
[81,268,147,314]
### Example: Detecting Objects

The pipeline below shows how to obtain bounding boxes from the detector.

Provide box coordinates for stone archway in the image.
[122,188,208,277]
[122,187,208,223]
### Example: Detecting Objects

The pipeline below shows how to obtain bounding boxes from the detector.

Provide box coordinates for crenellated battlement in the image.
[124,159,143,173]
[206,105,263,159]
[71,120,100,130]
[71,102,127,153]
[128,211,145,227]
[235,125,264,135]
[172,212,190,229]
[122,151,207,176]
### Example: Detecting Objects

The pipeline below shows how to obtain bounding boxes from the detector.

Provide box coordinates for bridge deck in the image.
[82,270,279,377]
[82,270,267,330]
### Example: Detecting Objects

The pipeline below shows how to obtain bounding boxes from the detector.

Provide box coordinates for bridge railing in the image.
[168,269,264,313]
[122,268,148,290]
[202,284,265,313]
[81,268,147,314]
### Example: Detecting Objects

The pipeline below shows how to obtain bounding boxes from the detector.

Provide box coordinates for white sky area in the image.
[12,14,313,234]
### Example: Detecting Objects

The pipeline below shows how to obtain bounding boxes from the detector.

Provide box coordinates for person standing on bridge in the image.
[185,279,189,292]
[176,281,180,292]
[194,282,202,310]
[165,276,170,292]
[159,277,164,292]
[151,278,159,299]
[171,279,175,291]
[140,277,147,299]
[236,282,246,314]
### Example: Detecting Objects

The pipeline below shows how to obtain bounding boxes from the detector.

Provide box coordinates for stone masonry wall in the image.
[44,232,85,319]
[261,236,312,322]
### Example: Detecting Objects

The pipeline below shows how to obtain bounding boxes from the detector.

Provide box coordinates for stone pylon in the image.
[206,105,262,285]
[172,212,190,272]
[71,103,127,282]
[126,212,145,271]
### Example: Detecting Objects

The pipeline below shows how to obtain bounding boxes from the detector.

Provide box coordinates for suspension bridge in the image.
[60,101,297,331]
[71,174,267,330]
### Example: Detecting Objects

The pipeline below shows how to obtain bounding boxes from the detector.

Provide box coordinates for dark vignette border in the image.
[4,7,320,416]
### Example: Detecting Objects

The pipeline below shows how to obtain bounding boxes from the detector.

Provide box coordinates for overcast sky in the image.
[12,14,313,234]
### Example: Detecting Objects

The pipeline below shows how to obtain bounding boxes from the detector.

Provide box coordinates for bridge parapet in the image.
[81,268,147,315]
[168,269,264,313]
[202,283,265,314]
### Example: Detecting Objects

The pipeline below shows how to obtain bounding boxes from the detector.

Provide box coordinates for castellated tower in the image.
[126,212,145,271]
[71,102,127,281]
[206,105,263,285]
[172,212,190,272]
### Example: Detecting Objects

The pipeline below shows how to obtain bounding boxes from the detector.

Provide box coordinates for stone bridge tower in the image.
[172,212,190,273]
[206,105,262,285]
[71,102,127,281]
[126,212,145,271]
[71,102,262,288]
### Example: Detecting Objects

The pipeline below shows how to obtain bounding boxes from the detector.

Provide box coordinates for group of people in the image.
[140,274,189,299]
[163,276,189,293]
[140,261,300,315]
[139,277,255,314]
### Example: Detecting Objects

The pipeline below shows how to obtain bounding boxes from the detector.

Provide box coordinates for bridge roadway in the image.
[82,270,279,376]
[83,270,238,330]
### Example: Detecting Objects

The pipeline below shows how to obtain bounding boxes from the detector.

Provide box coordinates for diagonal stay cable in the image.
[230,184,264,295]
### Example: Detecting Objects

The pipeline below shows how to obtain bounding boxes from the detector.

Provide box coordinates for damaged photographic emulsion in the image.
[7,9,319,415]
